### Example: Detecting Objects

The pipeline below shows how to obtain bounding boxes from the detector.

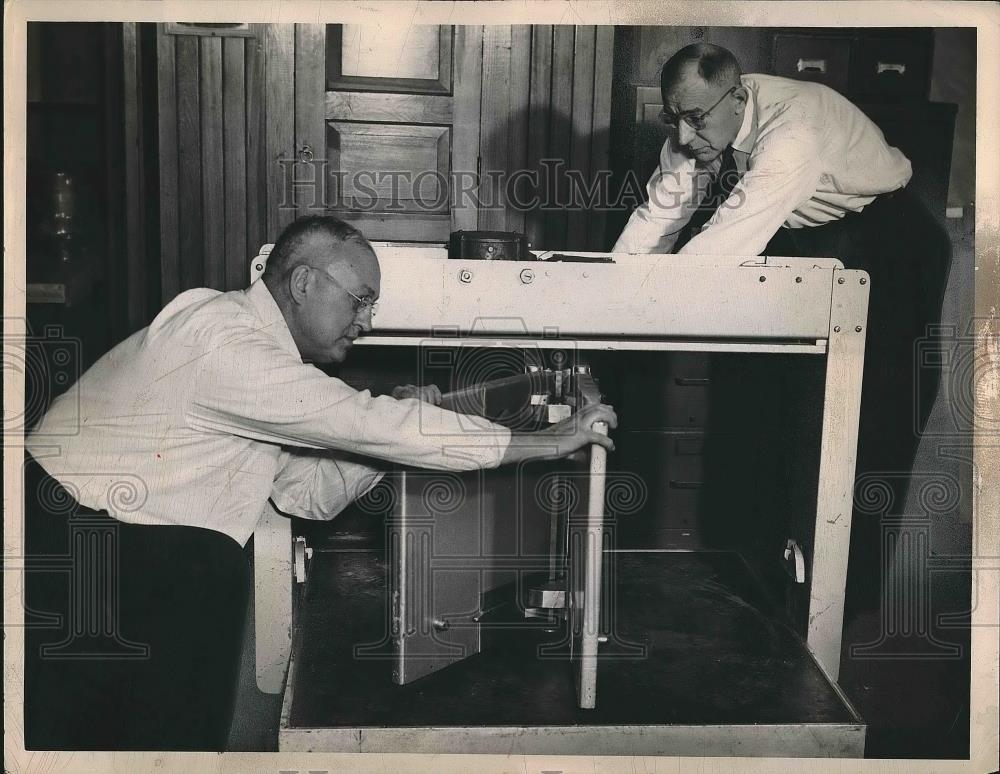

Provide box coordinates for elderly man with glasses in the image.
[614,42,927,256]
[24,214,617,751]
[614,42,952,637]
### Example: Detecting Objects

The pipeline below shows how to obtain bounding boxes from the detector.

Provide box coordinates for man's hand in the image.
[501,403,618,465]
[391,384,443,405]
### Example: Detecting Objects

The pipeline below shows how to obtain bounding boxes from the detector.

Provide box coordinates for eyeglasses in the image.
[312,268,379,317]
[659,86,737,131]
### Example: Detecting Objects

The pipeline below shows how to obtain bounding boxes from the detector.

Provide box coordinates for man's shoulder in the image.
[149,286,259,342]
[745,72,862,112]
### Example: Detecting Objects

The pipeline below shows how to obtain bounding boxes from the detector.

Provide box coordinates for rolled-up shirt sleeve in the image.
[184,330,511,471]
[679,128,824,256]
[612,139,709,254]
[269,447,385,520]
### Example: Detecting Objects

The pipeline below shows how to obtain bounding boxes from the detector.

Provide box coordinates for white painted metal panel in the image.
[369,256,834,340]
[254,501,293,694]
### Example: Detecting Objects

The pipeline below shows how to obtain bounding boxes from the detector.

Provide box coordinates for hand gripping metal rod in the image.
[578,419,608,709]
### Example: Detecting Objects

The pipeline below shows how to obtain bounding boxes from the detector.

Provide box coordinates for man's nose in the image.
[356,308,375,333]
[677,121,696,146]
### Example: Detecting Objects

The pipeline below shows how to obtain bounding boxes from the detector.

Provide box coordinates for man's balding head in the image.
[660,43,742,97]
[263,216,381,364]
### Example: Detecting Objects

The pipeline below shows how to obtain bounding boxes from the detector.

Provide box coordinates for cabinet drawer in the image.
[615,432,705,548]
[620,354,712,430]
[851,34,932,99]
[772,34,852,93]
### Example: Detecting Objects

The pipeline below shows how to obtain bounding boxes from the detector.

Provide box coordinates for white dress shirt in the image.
[613,74,913,256]
[26,280,512,546]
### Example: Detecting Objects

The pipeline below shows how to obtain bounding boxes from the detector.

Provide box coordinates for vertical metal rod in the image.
[578,420,608,709]
[548,471,561,581]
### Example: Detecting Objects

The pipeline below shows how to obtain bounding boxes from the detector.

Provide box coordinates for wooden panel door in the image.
[292,24,483,243]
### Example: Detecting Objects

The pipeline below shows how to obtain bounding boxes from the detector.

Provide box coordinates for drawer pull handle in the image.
[675,377,710,386]
[877,61,907,75]
[669,480,702,490]
[797,58,827,74]
[675,439,705,455]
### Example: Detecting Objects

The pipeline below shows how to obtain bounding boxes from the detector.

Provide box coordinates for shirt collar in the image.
[246,279,301,358]
[732,76,758,157]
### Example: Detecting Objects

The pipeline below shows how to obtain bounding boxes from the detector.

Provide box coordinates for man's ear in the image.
[288,265,311,305]
[732,85,749,113]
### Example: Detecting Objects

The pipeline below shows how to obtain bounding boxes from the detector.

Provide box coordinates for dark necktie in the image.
[684,146,741,236]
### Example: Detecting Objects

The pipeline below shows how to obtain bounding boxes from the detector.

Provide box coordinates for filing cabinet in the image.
[769,28,952,218]
[771,28,934,101]
[615,430,705,549]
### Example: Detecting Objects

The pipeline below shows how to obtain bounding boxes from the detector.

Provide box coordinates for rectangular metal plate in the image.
[369,255,836,340]
[389,469,485,684]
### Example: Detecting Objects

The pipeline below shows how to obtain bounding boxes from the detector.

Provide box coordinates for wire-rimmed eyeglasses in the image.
[659,86,737,131]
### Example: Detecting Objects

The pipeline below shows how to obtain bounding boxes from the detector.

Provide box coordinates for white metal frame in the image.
[250,247,869,696]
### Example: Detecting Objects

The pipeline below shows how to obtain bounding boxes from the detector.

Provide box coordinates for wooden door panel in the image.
[326,92,453,124]
[328,122,449,212]
[320,24,470,243]
[339,24,442,81]
[327,24,452,93]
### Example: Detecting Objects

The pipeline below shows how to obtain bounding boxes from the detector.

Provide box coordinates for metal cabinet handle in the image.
[877,62,907,75]
[797,58,827,74]
[675,377,711,386]
[298,144,314,162]
[784,539,806,584]
[669,480,703,490]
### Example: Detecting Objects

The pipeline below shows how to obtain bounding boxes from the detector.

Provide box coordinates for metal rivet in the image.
[860,277,867,285]
[855,326,862,332]
[520,268,535,284]
[459,269,473,283]
[759,275,766,282]
[795,276,802,283]
[834,326,841,333]
[838,277,846,285]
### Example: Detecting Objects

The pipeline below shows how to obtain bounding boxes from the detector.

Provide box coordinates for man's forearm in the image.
[499,430,565,465]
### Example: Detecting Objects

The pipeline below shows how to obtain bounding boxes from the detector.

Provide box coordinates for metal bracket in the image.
[293,536,313,584]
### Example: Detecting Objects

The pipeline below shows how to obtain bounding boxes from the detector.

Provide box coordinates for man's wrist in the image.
[499,429,563,465]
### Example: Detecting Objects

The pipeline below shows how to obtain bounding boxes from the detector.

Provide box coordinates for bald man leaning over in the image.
[24,215,617,751]
[616,43,952,613]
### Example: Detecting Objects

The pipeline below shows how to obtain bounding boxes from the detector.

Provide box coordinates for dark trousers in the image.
[764,189,952,485]
[763,189,953,607]
[22,456,251,751]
